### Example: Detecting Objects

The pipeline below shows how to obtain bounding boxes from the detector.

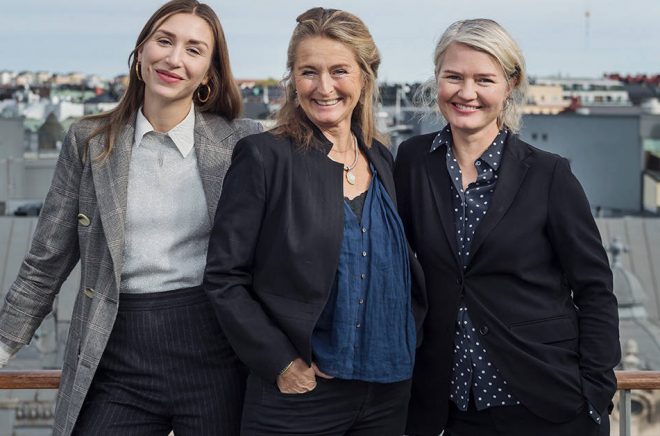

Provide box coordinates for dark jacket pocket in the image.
[510,315,577,344]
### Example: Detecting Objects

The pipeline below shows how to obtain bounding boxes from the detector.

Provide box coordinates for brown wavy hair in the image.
[272,7,384,149]
[85,0,242,160]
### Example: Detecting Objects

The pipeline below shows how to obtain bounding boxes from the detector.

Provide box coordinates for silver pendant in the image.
[346,170,356,185]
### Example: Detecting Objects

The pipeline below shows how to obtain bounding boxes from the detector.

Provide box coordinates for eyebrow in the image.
[442,69,497,77]
[155,29,210,49]
[296,63,353,70]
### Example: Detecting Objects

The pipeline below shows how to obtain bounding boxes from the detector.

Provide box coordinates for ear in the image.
[137,48,143,63]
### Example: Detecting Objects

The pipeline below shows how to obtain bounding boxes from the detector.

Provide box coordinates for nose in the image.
[458,80,477,100]
[318,72,334,96]
[165,45,184,67]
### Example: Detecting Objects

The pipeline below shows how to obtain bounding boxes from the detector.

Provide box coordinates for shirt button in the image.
[360,273,366,279]
[361,227,367,233]
[362,251,367,257]
[475,161,481,166]
[479,325,489,335]
[359,299,364,304]
[356,323,361,328]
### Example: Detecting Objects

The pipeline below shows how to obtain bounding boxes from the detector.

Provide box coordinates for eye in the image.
[332,68,348,76]
[300,69,316,77]
[477,77,495,84]
[187,47,202,56]
[156,38,172,46]
[443,74,461,82]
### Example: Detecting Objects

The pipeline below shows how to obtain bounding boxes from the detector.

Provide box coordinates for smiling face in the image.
[437,42,512,138]
[293,36,364,134]
[138,12,214,111]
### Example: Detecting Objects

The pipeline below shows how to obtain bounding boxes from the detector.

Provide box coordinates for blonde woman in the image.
[395,18,619,436]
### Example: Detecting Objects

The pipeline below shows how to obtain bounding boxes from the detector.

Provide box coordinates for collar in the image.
[134,104,196,157]
[308,122,367,155]
[432,124,508,171]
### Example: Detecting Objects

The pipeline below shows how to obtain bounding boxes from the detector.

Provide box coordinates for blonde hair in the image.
[422,18,528,133]
[272,7,384,148]
[84,0,242,160]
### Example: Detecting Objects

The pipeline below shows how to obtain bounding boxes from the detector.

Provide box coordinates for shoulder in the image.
[370,139,394,166]
[197,111,263,141]
[395,131,439,167]
[67,116,105,140]
[235,130,291,149]
[398,131,438,156]
[229,117,263,137]
[507,135,567,172]
[232,130,295,163]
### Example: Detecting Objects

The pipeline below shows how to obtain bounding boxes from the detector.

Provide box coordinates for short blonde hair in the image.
[431,19,528,133]
[273,7,383,148]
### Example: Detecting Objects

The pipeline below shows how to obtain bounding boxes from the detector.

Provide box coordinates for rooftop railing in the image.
[0,370,659,435]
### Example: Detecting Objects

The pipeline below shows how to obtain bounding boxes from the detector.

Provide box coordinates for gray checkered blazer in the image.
[0,109,261,435]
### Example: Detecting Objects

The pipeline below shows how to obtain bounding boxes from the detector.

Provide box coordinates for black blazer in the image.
[204,130,426,382]
[394,132,620,435]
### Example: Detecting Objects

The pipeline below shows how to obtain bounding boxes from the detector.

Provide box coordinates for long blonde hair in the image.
[272,7,384,148]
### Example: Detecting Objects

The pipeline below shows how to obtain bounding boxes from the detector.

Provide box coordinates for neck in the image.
[142,96,193,133]
[451,123,500,164]
[321,124,354,153]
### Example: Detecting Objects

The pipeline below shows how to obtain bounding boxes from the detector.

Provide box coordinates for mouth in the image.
[452,102,481,112]
[155,69,184,83]
[313,98,342,107]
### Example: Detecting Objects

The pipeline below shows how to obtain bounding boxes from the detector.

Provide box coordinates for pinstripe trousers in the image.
[73,286,247,436]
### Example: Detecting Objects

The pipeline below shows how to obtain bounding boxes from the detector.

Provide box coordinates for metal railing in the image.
[614,371,660,436]
[0,369,659,435]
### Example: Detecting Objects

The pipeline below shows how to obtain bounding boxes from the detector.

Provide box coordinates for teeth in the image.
[315,99,340,106]
[455,103,479,111]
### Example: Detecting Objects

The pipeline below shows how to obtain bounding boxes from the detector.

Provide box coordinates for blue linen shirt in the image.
[312,167,415,383]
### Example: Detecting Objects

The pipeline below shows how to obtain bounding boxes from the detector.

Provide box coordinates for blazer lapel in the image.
[425,144,461,269]
[363,144,396,203]
[194,109,235,222]
[469,135,530,262]
[90,117,135,288]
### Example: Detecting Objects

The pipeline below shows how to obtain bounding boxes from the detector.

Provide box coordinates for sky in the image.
[1,0,659,83]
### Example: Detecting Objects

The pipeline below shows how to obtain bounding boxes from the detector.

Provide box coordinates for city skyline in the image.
[1,0,659,82]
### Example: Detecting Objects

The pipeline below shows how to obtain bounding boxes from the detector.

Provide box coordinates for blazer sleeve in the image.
[204,137,299,382]
[0,125,84,348]
[394,140,428,344]
[546,157,620,414]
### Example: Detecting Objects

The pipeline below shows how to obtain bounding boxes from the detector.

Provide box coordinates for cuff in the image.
[587,401,602,424]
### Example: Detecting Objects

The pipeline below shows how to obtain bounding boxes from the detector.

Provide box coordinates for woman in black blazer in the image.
[395,19,620,436]
[204,7,425,436]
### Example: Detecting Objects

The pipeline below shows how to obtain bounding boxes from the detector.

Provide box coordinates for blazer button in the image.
[83,287,94,298]
[77,213,91,226]
[479,325,489,335]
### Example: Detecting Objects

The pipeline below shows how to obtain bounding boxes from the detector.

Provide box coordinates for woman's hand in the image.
[312,362,335,379]
[276,358,318,393]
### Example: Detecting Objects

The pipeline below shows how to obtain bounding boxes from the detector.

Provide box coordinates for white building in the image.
[535,77,632,106]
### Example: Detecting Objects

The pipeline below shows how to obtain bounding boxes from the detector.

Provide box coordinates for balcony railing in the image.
[614,371,660,436]
[0,370,659,435]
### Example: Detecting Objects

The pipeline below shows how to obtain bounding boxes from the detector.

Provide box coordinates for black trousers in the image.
[73,286,247,436]
[241,373,412,436]
[445,397,609,436]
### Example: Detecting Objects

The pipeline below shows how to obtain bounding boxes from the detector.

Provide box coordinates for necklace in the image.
[344,134,359,185]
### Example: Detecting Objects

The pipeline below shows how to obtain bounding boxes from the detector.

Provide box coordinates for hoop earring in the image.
[197,84,211,103]
[135,62,143,81]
